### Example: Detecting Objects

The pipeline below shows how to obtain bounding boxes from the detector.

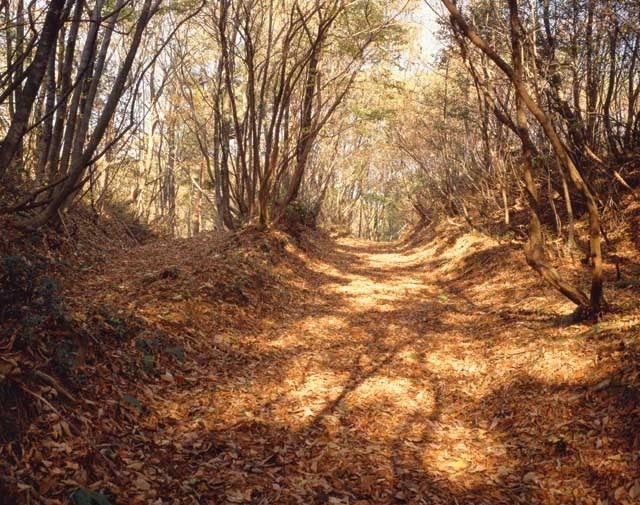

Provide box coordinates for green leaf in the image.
[136,337,152,350]
[164,346,185,362]
[121,394,144,412]
[142,354,155,371]
[71,488,113,505]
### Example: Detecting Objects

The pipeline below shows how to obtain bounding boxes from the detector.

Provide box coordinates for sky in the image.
[411,1,445,64]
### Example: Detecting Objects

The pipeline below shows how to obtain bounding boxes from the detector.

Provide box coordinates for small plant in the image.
[1,256,65,322]
[99,309,131,341]
[0,256,36,318]
[71,487,113,505]
[141,353,155,373]
[53,338,77,379]
[121,394,145,413]
[13,313,43,349]
[285,201,316,227]
[164,346,185,362]
[37,277,62,317]
[136,337,153,352]
[282,201,317,238]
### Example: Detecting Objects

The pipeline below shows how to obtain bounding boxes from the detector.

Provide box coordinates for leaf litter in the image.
[1,223,639,504]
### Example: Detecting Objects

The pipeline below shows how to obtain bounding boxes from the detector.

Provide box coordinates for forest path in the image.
[65,232,636,504]
[157,235,500,505]
[226,236,513,504]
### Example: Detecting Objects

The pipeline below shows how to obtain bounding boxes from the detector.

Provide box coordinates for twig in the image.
[112,211,140,245]
[33,370,77,403]
[17,382,62,416]
[57,209,76,250]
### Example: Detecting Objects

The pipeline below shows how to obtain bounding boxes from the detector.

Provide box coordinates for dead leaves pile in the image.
[1,229,301,503]
[1,223,640,505]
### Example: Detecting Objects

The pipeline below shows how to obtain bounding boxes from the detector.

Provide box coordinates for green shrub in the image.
[1,256,63,322]
[282,201,317,237]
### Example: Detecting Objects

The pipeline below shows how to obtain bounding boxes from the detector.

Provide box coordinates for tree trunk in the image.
[442,0,604,314]
[0,0,67,182]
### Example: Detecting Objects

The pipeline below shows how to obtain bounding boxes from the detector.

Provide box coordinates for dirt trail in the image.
[35,232,640,504]
[154,236,483,505]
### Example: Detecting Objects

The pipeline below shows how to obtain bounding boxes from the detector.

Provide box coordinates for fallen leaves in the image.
[2,226,640,505]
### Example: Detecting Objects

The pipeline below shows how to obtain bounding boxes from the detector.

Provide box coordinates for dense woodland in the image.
[1,1,640,504]
[1,0,639,313]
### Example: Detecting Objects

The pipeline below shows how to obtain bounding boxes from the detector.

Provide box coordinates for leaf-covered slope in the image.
[2,223,639,505]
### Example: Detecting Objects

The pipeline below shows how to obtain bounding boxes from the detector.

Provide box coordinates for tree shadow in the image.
[6,230,639,504]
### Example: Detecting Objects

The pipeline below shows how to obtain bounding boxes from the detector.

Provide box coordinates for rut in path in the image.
[65,232,637,505]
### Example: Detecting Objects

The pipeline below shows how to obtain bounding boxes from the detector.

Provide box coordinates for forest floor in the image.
[2,217,640,505]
